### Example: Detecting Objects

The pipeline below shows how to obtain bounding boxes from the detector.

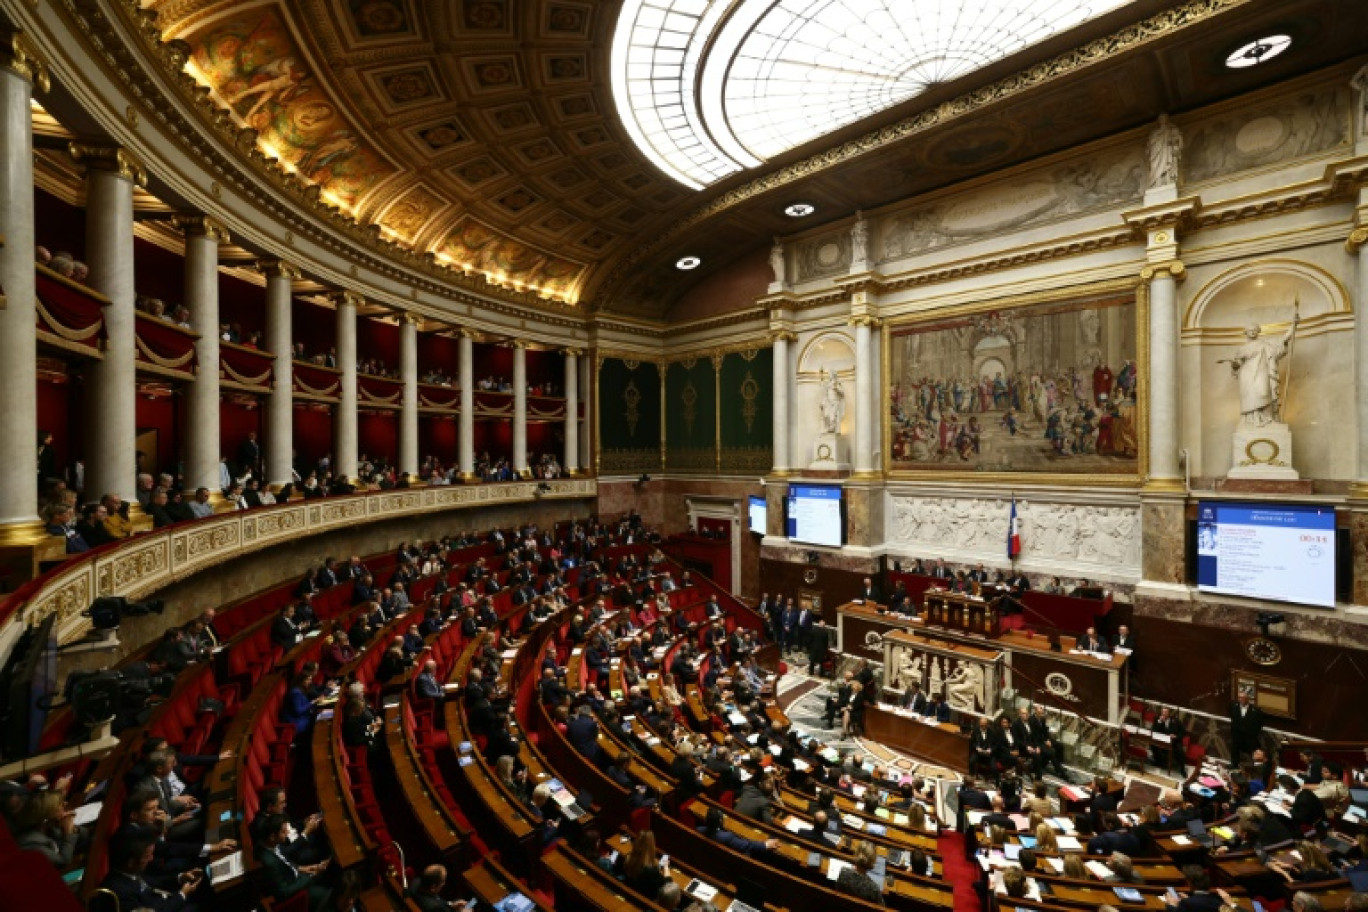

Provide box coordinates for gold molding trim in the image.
[0,28,49,93]
[1140,260,1187,282]
[1348,226,1368,255]
[68,143,148,188]
[256,258,302,280]
[172,213,230,244]
[330,290,364,309]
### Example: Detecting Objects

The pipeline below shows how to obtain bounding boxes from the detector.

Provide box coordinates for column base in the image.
[124,501,154,533]
[1349,481,1368,502]
[0,531,67,593]
[0,518,54,547]
[1142,476,1186,494]
[460,472,480,484]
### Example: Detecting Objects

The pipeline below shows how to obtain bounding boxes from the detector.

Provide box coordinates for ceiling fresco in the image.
[143,0,1368,318]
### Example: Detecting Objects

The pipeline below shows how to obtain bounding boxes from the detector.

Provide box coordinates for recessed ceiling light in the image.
[1226,35,1291,69]
[784,202,816,218]
[675,256,701,270]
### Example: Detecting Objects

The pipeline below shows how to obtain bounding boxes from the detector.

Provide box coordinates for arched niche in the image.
[794,331,856,438]
[1181,260,1354,480]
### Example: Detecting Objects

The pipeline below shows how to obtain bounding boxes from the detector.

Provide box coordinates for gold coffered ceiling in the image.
[139,0,1368,318]
[156,0,685,305]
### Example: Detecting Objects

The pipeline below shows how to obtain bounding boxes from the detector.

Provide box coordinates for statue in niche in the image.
[819,369,846,435]
[850,211,869,264]
[1146,113,1182,188]
[1222,314,1298,426]
[769,237,785,285]
[1352,65,1368,138]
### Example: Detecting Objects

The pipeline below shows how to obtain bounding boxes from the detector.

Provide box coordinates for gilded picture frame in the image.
[882,278,1148,486]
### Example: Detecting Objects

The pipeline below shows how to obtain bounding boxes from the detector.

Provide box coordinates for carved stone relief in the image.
[888,495,1140,574]
[1184,86,1348,184]
[879,145,1144,262]
[794,232,852,282]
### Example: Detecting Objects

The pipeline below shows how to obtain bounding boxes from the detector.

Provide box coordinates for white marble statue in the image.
[819,369,846,434]
[1146,113,1183,188]
[1223,315,1298,426]
[769,237,785,285]
[945,661,983,713]
[850,211,869,264]
[1353,65,1368,140]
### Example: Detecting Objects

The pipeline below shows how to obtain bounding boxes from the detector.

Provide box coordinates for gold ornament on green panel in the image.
[623,381,641,437]
[740,371,760,434]
[681,381,699,435]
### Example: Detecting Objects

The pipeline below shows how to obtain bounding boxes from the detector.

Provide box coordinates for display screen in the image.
[786,484,843,547]
[1195,501,1336,608]
[747,495,766,534]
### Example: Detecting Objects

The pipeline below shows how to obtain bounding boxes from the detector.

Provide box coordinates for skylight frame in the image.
[612,0,1140,190]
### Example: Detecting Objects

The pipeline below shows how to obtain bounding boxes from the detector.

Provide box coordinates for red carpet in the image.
[938,831,982,912]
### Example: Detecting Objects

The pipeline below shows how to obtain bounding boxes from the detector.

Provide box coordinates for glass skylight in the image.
[612,0,1137,190]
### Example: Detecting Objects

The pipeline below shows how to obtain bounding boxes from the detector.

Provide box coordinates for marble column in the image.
[512,342,528,476]
[0,35,46,534]
[332,291,359,482]
[458,331,474,480]
[74,144,146,505]
[563,349,579,474]
[1350,218,1368,498]
[399,313,419,478]
[259,260,299,489]
[771,332,792,474]
[852,317,877,475]
[1142,262,1185,489]
[579,353,592,473]
[176,215,228,499]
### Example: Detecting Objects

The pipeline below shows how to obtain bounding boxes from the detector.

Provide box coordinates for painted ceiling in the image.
[146,0,1368,318]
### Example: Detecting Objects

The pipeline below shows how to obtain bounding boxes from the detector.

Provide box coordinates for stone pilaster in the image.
[563,349,580,474]
[458,331,475,480]
[331,290,360,482]
[398,312,419,477]
[259,259,300,490]
[512,341,528,476]
[175,214,229,501]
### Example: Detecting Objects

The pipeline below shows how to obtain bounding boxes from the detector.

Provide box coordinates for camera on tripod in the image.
[83,595,166,630]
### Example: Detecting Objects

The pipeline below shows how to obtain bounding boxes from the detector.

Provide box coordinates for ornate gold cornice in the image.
[68,143,148,187]
[0,28,50,93]
[593,0,1254,305]
[256,259,302,281]
[172,213,230,244]
[1140,260,1187,282]
[1347,226,1368,256]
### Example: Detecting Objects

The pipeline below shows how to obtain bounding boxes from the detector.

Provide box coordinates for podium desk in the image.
[863,703,970,773]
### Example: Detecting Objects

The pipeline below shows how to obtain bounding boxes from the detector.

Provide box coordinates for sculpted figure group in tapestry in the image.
[888,299,1139,474]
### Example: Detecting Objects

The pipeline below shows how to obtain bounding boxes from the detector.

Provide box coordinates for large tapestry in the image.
[887,295,1139,475]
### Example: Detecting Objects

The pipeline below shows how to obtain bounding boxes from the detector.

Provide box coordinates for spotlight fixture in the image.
[1225,35,1291,69]
[675,256,701,270]
[784,202,816,218]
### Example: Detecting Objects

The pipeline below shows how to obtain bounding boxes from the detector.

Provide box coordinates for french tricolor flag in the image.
[1007,498,1022,560]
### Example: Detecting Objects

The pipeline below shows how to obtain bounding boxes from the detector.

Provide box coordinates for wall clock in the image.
[1245,637,1282,666]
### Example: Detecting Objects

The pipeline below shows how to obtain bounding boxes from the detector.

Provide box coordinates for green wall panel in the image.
[719,348,772,473]
[665,358,717,473]
[597,357,661,474]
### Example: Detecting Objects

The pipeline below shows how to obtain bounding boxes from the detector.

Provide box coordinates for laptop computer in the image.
[1186,818,1213,847]
[1349,788,1368,805]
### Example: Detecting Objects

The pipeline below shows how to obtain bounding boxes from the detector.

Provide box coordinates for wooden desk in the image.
[836,603,1128,723]
[463,857,554,911]
[864,703,971,773]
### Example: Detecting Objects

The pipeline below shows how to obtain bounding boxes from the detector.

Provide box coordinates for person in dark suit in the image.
[236,431,261,480]
[1112,625,1136,652]
[930,559,952,579]
[982,795,1017,831]
[100,834,203,912]
[1164,866,1223,912]
[1006,571,1031,596]
[255,813,332,910]
[857,577,882,604]
[271,604,304,651]
[1075,627,1108,652]
[1290,783,1326,832]
[414,660,444,704]
[698,806,778,858]
[406,864,475,912]
[1028,705,1068,778]
[1010,707,1038,773]
[1229,691,1264,761]
[566,705,602,763]
[901,681,927,714]
[924,692,951,723]
[1150,706,1185,772]
[969,717,1002,780]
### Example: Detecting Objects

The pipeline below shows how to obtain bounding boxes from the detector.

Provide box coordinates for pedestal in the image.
[809,433,850,472]
[1227,422,1299,480]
